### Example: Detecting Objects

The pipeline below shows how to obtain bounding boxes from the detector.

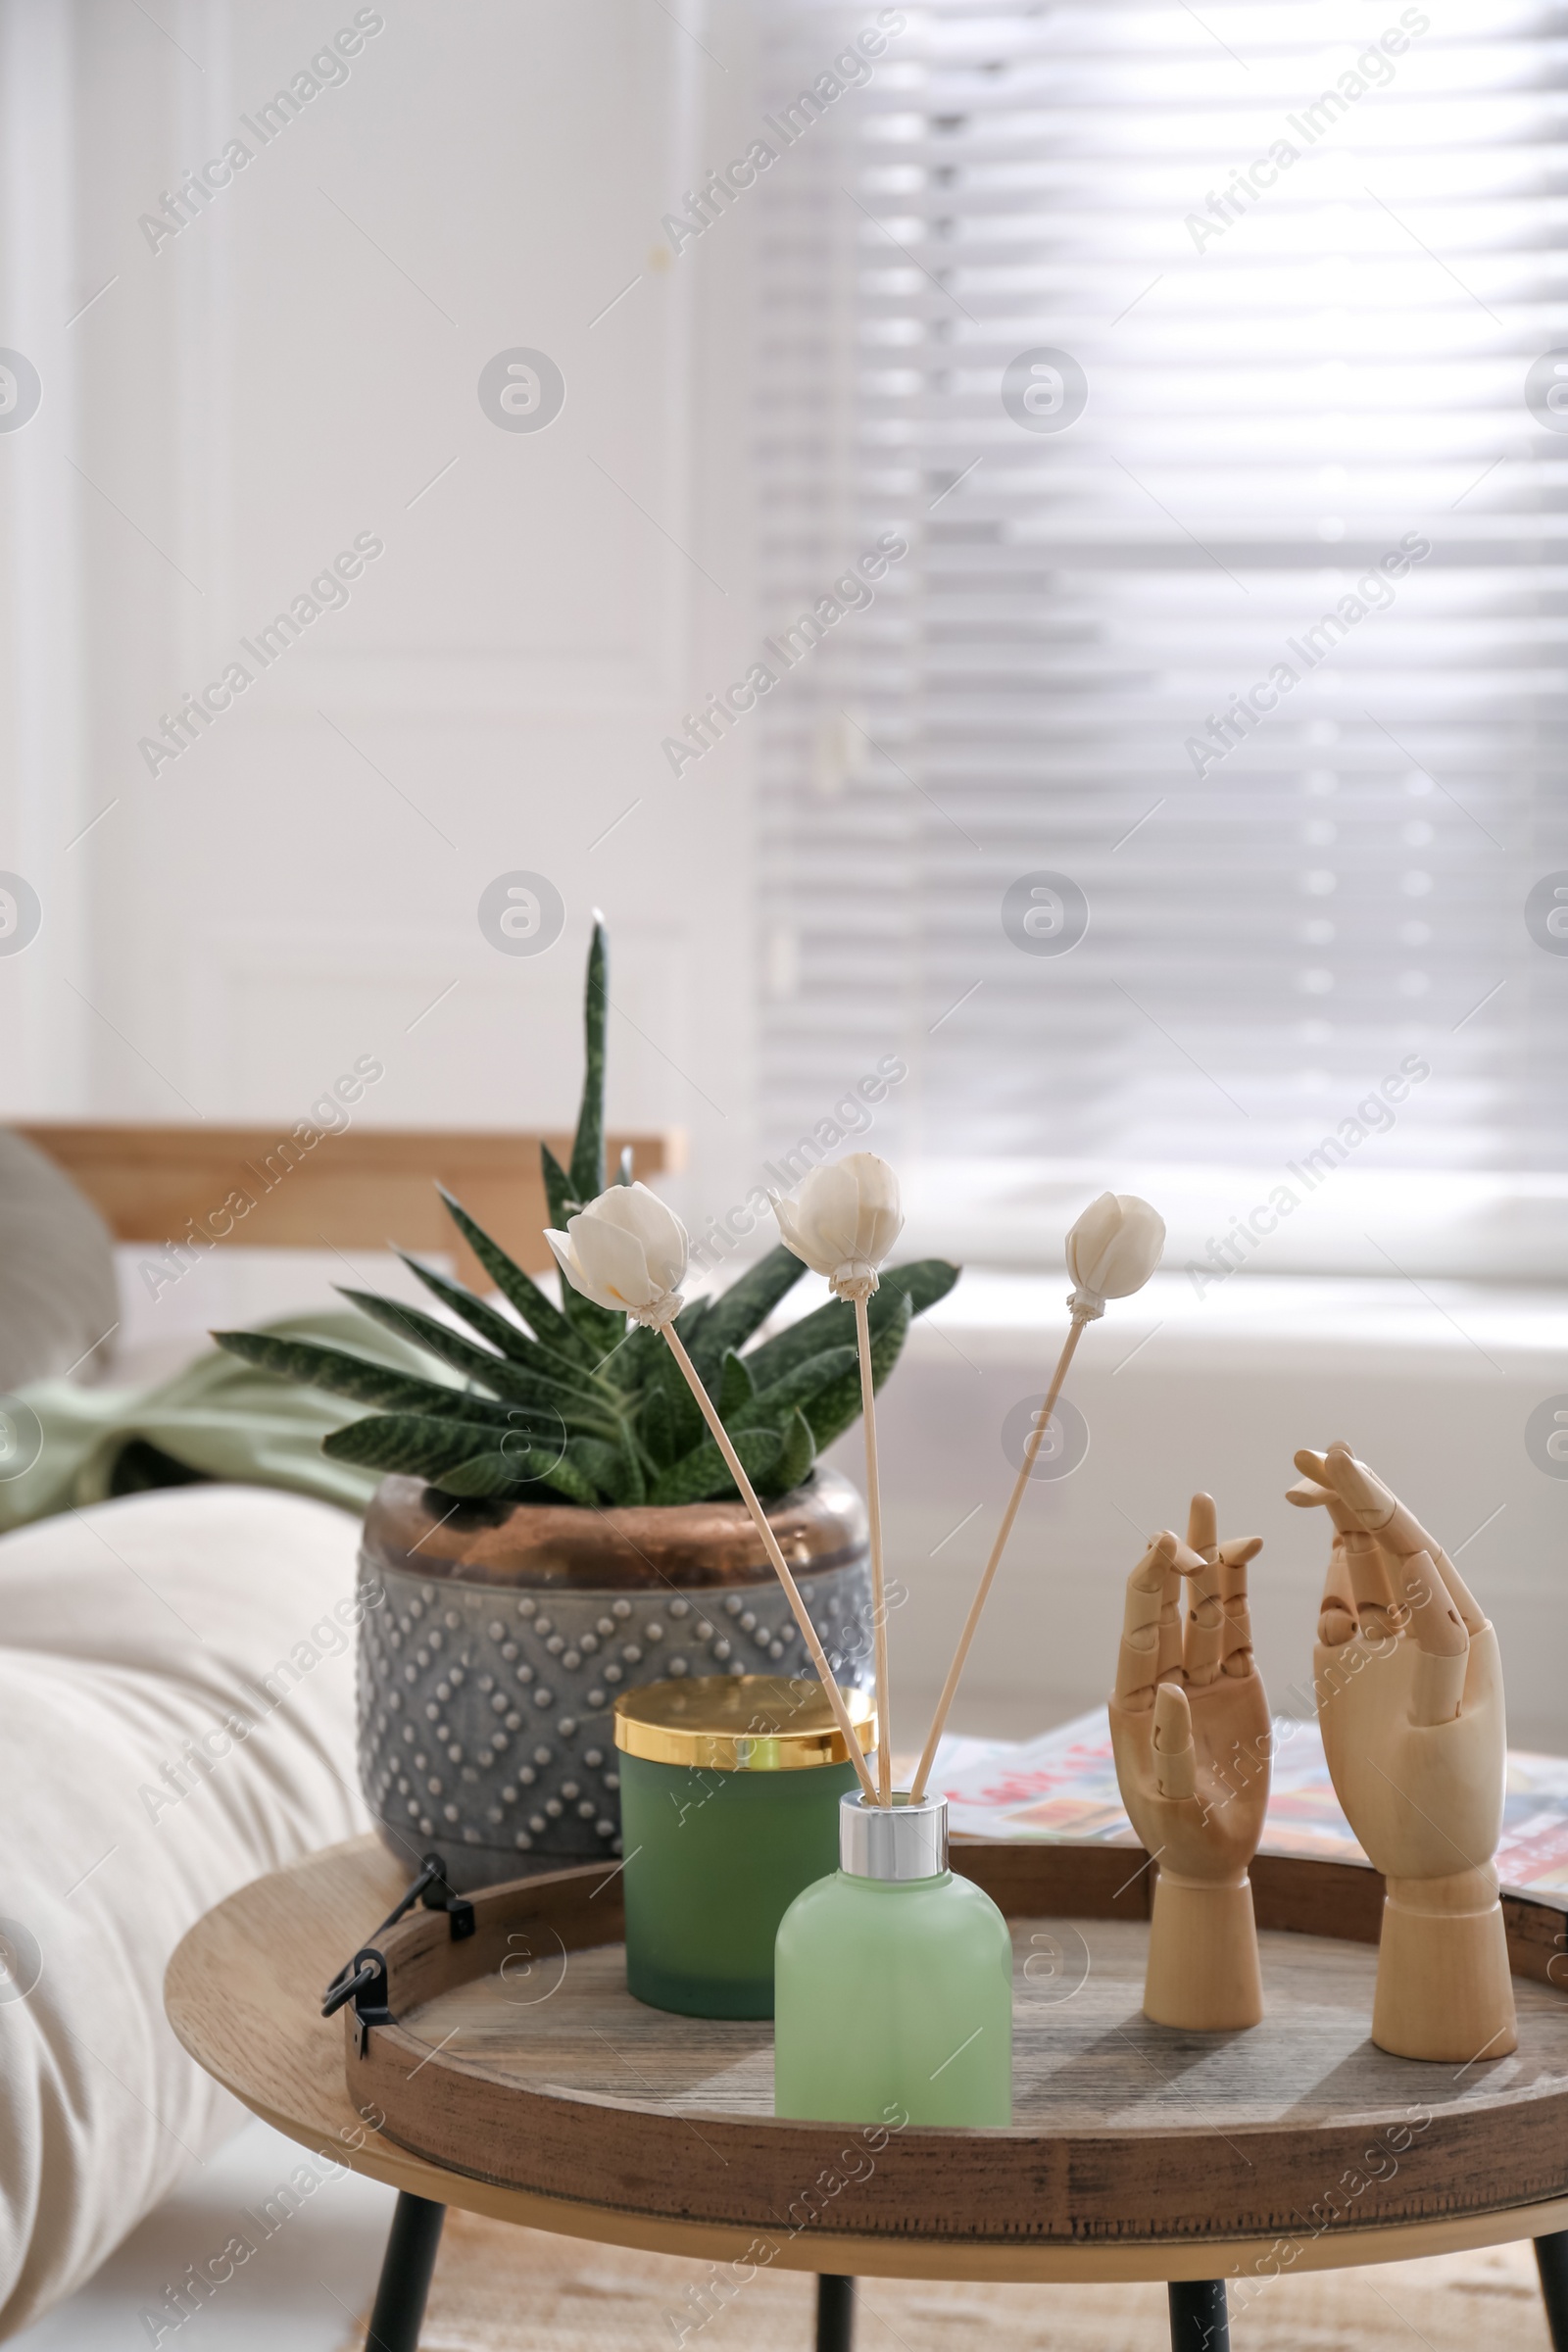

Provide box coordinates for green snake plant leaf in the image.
[601,1315,661,1393]
[615,1415,649,1505]
[394,1250,588,1387]
[321,1412,516,1476]
[530,1447,624,1507]
[647,1331,706,1455]
[414,1451,519,1498]
[322,1414,601,1506]
[460,1450,602,1505]
[211,1329,509,1422]
[798,1288,912,1452]
[638,1381,677,1469]
[688,1244,807,1384]
[425,1447,583,1500]
[569,919,609,1205]
[334,1289,616,1429]
[648,1423,784,1507]
[716,1349,756,1419]
[435,1186,592,1366]
[539,1139,576,1230]
[742,1258,956,1391]
[883,1257,962,1315]
[565,1435,635,1504]
[761,1405,817,1497]
[731,1343,858,1433]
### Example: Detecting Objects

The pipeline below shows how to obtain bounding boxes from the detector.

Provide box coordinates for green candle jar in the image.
[774,1791,1013,2125]
[614,1676,876,2020]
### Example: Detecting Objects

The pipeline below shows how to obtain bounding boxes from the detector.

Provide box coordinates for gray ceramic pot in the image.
[357,1468,873,1891]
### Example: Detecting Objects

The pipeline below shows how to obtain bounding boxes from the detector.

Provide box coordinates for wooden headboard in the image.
[18,1123,679,1289]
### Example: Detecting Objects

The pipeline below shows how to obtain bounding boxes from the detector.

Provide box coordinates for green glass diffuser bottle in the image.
[616,1676,875,2019]
[773,1790,1013,2126]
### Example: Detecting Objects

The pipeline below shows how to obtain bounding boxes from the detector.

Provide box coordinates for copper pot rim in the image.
[361,1463,869,1590]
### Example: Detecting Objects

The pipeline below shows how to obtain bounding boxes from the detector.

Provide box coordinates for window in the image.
[754,0,1568,1277]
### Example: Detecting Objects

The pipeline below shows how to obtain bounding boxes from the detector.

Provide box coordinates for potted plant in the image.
[216,925,956,1886]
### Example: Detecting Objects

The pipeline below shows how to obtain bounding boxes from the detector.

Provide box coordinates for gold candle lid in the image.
[613,1675,876,1772]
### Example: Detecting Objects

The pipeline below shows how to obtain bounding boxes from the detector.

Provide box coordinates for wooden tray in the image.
[339,1841,1568,2248]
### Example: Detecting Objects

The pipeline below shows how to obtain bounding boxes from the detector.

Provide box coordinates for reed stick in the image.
[853,1290,892,1804]
[662,1322,879,1803]
[909,1310,1091,1801]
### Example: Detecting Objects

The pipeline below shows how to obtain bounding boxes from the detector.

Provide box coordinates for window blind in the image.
[751,0,1568,1276]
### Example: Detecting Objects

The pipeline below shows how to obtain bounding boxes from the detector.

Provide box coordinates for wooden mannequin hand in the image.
[1109,1494,1270,1879]
[1108,1494,1268,2028]
[1288,1441,1516,2062]
[1289,1442,1504,1878]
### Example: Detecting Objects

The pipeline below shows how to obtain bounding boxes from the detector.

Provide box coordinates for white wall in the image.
[0,0,91,1105]
[0,0,763,1225]
[824,1273,1568,1756]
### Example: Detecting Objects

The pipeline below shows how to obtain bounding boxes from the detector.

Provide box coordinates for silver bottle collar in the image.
[839,1789,949,1882]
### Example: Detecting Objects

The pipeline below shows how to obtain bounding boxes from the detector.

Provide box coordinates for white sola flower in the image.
[546,1182,689,1328]
[1065,1193,1165,1319]
[772,1153,904,1298]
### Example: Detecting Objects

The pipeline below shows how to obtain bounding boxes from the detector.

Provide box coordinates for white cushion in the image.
[0,1486,369,2340]
[0,1133,120,1390]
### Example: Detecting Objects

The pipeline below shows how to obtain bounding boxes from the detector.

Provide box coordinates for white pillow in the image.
[0,1486,370,2341]
[0,1133,120,1390]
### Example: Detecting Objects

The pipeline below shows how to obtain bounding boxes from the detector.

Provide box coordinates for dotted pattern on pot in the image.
[357,1554,876,1890]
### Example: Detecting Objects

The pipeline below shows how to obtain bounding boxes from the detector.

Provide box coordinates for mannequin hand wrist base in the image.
[1144,1868,1263,2032]
[1373,1867,1517,2061]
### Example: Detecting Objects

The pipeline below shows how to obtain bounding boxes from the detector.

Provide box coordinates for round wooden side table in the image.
[165,1834,1568,2352]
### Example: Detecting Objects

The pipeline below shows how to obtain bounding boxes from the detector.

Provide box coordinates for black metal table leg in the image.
[1167,2278,1228,2352]
[366,2192,446,2352]
[816,2273,856,2352]
[1537,2230,1568,2352]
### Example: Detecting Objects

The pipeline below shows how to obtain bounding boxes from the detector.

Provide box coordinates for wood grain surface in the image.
[401,1924,1562,2128]
[20,1122,672,1284]
[166,1835,1568,2282]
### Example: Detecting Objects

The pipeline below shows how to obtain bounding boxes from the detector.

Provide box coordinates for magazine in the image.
[924,1708,1568,1899]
